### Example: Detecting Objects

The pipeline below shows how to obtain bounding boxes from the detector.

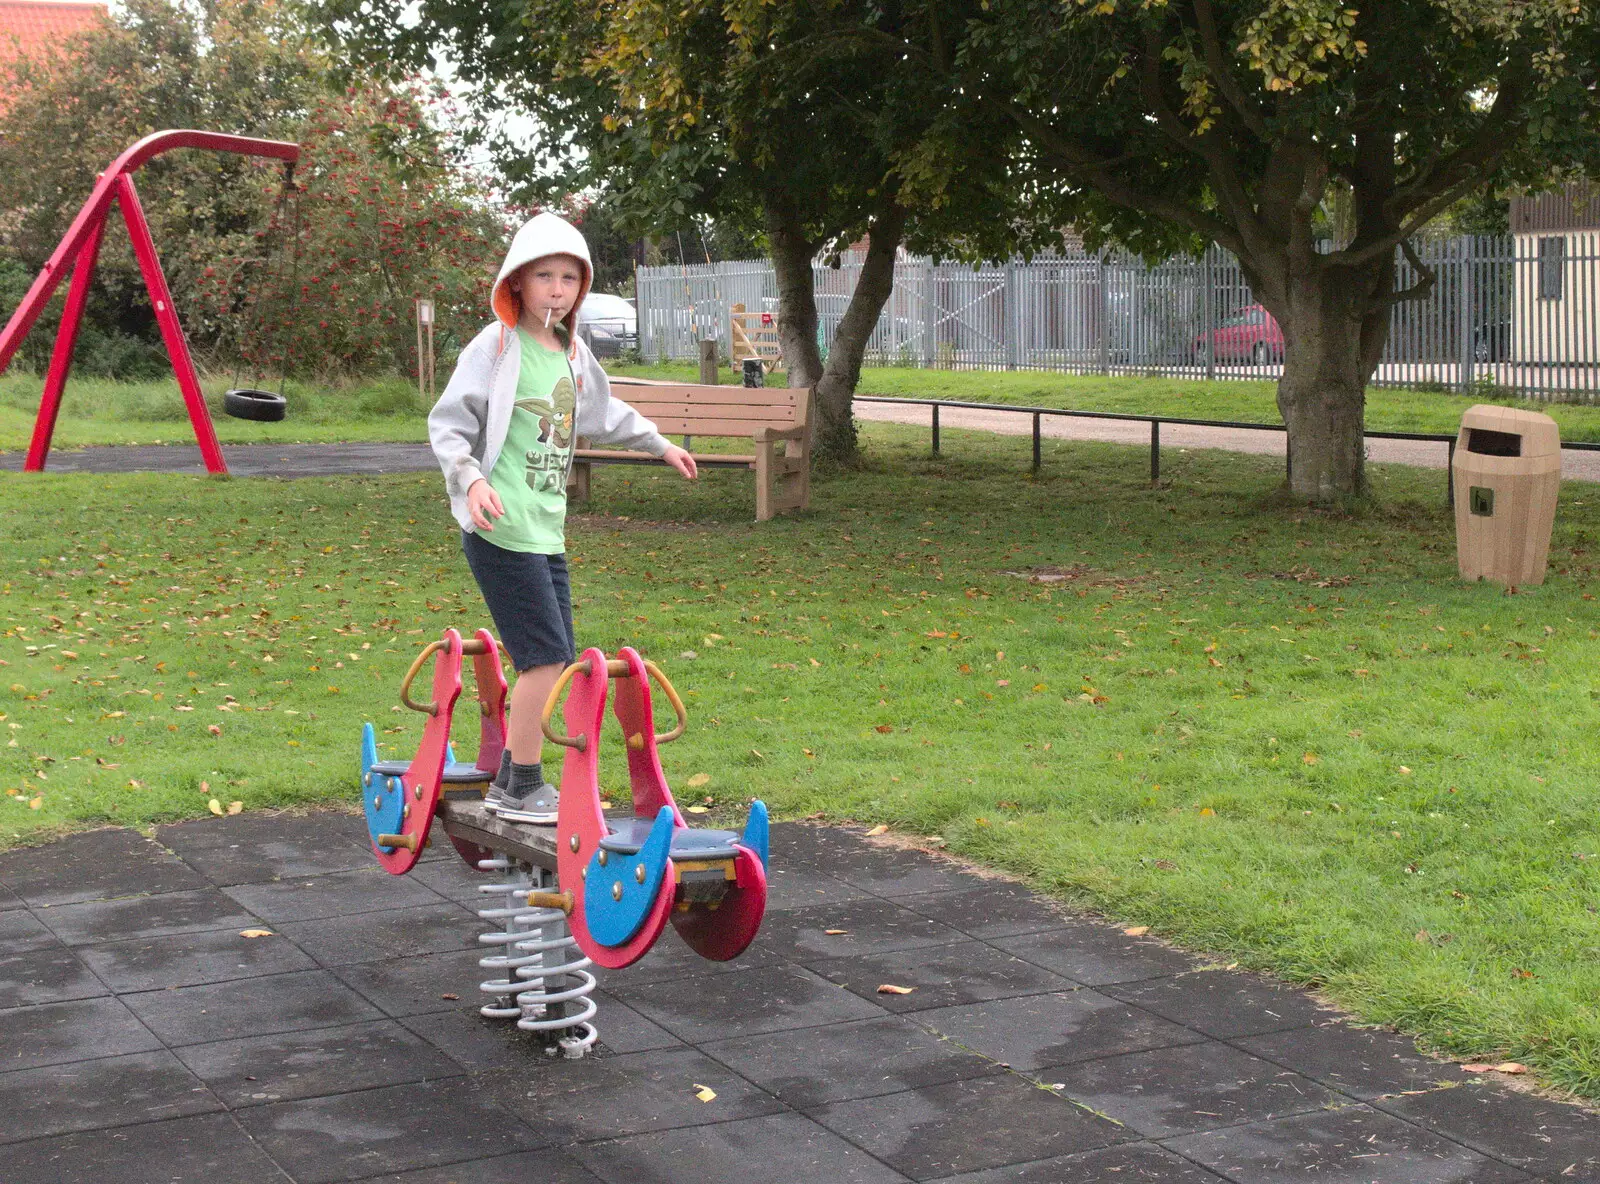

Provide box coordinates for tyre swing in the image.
[224,168,302,423]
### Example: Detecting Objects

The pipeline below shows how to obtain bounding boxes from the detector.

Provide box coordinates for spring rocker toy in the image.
[358,631,768,1058]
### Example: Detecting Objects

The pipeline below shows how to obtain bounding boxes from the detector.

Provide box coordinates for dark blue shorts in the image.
[461,531,575,672]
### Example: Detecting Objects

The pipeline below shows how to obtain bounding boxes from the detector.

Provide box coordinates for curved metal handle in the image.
[539,656,690,749]
[399,641,447,715]
[641,659,687,744]
[540,658,593,751]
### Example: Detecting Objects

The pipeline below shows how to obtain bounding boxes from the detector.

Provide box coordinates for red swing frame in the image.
[0,129,300,475]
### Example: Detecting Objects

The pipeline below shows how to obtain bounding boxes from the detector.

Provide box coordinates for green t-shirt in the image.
[482,330,578,553]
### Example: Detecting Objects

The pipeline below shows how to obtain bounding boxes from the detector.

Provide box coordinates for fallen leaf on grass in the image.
[1302,752,1319,766]
[1123,926,1150,937]
[1463,1062,1529,1075]
[686,773,711,788]
[865,824,889,837]
[877,984,916,995]
[693,1084,717,1102]
[208,799,224,816]
[685,805,709,814]
[873,724,893,733]
[823,929,851,936]
[227,801,243,815]
[208,724,222,737]
[240,929,274,939]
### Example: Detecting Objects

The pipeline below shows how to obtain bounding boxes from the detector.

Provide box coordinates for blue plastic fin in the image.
[360,722,401,853]
[446,742,457,765]
[742,800,769,868]
[584,807,675,947]
[361,722,378,779]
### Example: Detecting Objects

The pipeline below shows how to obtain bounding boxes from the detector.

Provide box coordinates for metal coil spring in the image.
[475,856,597,1058]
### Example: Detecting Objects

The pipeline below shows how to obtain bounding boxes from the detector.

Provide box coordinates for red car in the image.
[1194,303,1284,364]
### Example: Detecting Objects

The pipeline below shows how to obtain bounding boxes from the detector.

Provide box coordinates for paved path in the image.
[1,813,1595,1182]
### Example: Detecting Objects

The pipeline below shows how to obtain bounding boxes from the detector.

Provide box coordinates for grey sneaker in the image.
[491,781,559,825]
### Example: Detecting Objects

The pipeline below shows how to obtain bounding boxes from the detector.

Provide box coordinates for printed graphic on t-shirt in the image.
[515,374,576,493]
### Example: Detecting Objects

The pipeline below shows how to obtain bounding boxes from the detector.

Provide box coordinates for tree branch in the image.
[1366,237,1437,311]
[1190,0,1269,140]
[1005,103,1247,257]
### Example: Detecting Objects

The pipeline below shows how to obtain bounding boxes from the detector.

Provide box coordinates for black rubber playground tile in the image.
[0,944,106,1008]
[222,864,445,923]
[173,1019,465,1108]
[1102,969,1329,1039]
[572,1111,913,1184]
[940,1142,1231,1183]
[610,964,884,1043]
[611,925,782,984]
[759,864,872,911]
[913,989,1203,1072]
[155,811,374,886]
[0,827,208,906]
[0,1050,221,1146]
[894,880,1076,940]
[1164,1103,1538,1183]
[399,1006,608,1072]
[330,947,494,1017]
[36,886,260,947]
[76,926,316,992]
[236,1077,546,1184]
[275,901,477,966]
[807,845,986,900]
[991,924,1196,986]
[0,881,22,910]
[807,939,1078,1012]
[0,909,59,950]
[0,1111,289,1184]
[1235,1021,1459,1102]
[806,1071,1131,1180]
[360,1148,607,1184]
[757,897,968,962]
[1044,1040,1337,1139]
[1376,1083,1600,1181]
[486,1044,786,1142]
[121,968,384,1046]
[700,1014,999,1109]
[0,995,162,1072]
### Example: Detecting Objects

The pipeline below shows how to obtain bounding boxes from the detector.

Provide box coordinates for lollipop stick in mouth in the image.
[544,307,552,328]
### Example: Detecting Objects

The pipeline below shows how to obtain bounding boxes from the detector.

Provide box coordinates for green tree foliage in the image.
[324,0,1038,462]
[952,0,1600,501]
[0,0,509,378]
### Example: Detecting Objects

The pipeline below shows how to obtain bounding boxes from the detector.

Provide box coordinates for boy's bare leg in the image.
[509,663,565,766]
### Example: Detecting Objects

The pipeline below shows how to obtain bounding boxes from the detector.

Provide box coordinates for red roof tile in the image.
[0,1,107,64]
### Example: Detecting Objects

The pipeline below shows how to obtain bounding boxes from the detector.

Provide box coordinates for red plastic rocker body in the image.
[547,647,768,968]
[361,628,507,875]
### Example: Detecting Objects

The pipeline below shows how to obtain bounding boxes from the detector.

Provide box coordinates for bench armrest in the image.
[754,423,808,443]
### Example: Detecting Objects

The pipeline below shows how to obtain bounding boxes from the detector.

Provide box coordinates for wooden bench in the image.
[570,377,813,522]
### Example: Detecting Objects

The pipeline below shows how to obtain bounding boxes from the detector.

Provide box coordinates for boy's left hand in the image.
[662,445,698,480]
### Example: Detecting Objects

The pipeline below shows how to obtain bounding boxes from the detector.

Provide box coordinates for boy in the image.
[428,212,696,822]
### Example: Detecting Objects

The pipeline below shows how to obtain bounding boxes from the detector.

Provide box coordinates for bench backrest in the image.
[609,378,810,439]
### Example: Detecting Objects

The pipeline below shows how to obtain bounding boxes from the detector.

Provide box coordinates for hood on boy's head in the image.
[491,212,593,340]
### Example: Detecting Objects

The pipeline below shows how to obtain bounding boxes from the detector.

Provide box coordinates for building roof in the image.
[1510,183,1600,235]
[0,1,107,65]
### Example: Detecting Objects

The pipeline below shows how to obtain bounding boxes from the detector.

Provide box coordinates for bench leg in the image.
[754,441,809,522]
[754,446,774,522]
[568,460,592,504]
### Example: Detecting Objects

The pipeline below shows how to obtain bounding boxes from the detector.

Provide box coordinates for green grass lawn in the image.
[3,422,1600,1098]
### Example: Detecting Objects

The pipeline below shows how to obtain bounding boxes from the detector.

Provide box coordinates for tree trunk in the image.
[764,198,822,390]
[813,203,906,465]
[1272,260,1392,504]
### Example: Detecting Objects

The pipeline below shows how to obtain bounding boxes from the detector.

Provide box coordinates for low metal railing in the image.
[854,395,1600,502]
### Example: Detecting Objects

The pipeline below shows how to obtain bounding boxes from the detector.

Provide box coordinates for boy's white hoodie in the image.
[428,213,669,532]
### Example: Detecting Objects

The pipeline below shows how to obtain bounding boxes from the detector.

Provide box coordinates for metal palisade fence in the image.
[636,235,1600,402]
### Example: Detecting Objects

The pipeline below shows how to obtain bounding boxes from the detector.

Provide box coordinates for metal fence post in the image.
[1005,262,1019,370]
[1202,247,1215,381]
[1458,235,1474,393]
[1098,254,1110,375]
[922,260,936,369]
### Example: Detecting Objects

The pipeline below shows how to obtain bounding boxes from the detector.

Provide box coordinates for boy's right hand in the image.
[467,479,504,531]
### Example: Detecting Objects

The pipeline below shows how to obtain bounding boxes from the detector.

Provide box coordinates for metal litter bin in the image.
[1452,404,1561,587]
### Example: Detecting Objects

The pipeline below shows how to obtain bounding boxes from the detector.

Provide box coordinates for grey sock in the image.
[491,750,512,790]
[510,761,544,795]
